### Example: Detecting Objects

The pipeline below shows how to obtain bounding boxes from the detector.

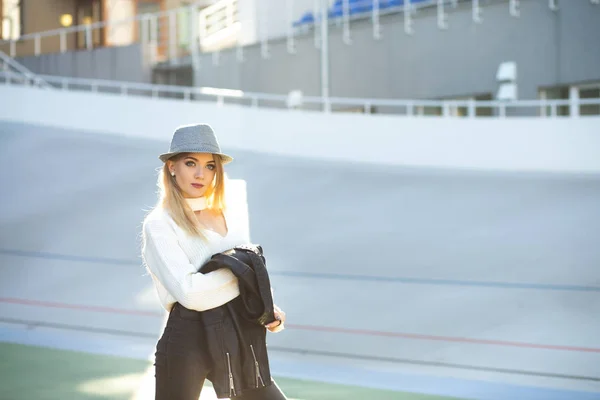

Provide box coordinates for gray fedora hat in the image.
[159,123,233,164]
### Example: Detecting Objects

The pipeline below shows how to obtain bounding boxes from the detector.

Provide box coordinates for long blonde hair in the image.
[157,153,227,237]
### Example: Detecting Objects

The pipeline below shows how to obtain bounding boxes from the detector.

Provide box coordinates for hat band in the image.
[170,146,220,153]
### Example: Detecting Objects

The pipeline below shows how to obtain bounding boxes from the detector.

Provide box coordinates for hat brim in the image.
[159,152,233,164]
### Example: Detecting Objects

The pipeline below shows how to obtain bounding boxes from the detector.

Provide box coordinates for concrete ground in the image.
[0,121,599,399]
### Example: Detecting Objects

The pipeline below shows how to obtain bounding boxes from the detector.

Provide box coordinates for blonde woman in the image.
[142,124,287,399]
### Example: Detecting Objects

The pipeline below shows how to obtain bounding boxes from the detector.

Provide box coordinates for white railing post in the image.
[189,5,200,71]
[442,102,450,117]
[473,0,482,23]
[287,0,296,53]
[570,86,580,118]
[169,11,177,64]
[404,0,413,34]
[498,103,506,118]
[550,103,557,117]
[437,0,448,29]
[313,0,321,49]
[260,3,269,58]
[60,31,67,53]
[141,15,149,47]
[468,99,476,117]
[372,0,382,39]
[343,0,351,44]
[320,0,330,113]
[34,35,41,56]
[539,90,547,117]
[252,96,258,108]
[199,11,206,56]
[510,0,520,17]
[148,15,158,65]
[85,26,92,50]
[10,40,16,58]
[406,102,414,116]
[151,15,158,43]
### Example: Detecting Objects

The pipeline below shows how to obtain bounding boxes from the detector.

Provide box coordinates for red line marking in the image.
[2,297,599,354]
[0,297,162,318]
[287,324,600,353]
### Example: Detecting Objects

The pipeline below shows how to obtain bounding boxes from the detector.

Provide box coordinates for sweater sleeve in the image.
[142,218,240,312]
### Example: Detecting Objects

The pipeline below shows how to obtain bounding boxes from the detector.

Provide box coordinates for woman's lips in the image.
[192,183,204,189]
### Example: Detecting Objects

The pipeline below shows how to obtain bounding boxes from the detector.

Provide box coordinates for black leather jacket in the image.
[198,244,278,398]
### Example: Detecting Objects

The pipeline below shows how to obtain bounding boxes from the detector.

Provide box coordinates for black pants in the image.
[154,303,287,400]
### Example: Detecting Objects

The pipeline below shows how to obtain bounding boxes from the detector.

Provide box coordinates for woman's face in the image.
[168,153,217,198]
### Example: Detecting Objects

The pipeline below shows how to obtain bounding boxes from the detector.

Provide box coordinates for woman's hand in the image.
[265,304,286,333]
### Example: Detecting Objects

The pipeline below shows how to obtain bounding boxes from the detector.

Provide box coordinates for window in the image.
[539,83,600,116]
[539,85,570,116]
[76,0,103,49]
[1,0,22,40]
[579,85,600,116]
[435,93,493,117]
[138,1,161,43]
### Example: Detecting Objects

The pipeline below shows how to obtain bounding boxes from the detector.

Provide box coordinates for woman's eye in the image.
[207,164,215,170]
[185,161,195,167]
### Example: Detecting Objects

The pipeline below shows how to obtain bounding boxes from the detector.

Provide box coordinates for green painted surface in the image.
[0,342,461,400]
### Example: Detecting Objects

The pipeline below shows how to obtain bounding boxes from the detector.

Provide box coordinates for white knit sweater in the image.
[142,182,251,312]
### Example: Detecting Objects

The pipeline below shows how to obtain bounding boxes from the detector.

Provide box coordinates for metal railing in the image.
[0,0,580,62]
[0,0,211,62]
[0,50,51,89]
[2,71,599,118]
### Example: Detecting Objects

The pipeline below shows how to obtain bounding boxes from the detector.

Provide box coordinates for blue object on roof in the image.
[330,0,372,17]
[329,7,343,18]
[351,0,373,13]
[384,0,404,6]
[293,11,315,27]
[297,0,428,26]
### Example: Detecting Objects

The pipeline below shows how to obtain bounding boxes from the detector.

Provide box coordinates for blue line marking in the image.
[1,248,599,292]
[0,249,136,266]
[270,271,600,292]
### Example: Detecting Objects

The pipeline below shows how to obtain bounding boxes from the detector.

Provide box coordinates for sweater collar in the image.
[186,196,207,211]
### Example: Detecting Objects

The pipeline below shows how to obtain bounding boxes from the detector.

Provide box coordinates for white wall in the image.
[240,0,333,44]
[2,85,600,173]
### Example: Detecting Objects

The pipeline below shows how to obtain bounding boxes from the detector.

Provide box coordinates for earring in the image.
[170,171,175,177]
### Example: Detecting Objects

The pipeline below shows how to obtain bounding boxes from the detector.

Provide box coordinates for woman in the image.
[142,124,287,399]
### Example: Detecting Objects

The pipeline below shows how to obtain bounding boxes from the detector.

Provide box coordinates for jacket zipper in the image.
[226,352,237,397]
[250,344,265,388]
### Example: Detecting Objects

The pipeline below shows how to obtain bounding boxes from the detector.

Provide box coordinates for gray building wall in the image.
[191,0,600,100]
[16,43,152,83]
